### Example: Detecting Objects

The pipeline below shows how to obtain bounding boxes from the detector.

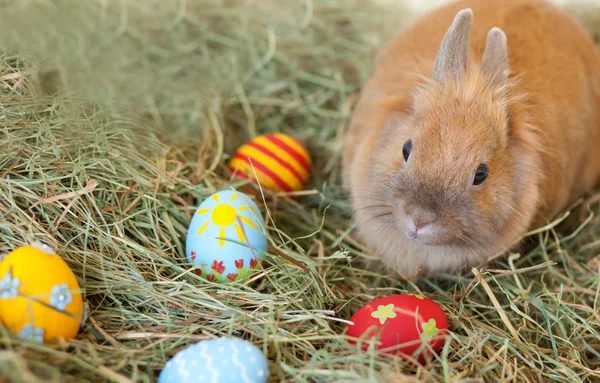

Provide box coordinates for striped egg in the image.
[158,337,269,383]
[228,133,312,193]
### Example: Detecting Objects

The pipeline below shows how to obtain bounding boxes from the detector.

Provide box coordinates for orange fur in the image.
[342,0,600,276]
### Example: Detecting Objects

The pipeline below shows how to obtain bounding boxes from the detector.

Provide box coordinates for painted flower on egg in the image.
[420,319,440,341]
[0,273,20,299]
[17,324,45,344]
[371,304,397,325]
[49,284,73,311]
[186,190,268,283]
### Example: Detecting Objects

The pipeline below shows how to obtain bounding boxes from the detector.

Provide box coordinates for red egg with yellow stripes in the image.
[228,133,312,193]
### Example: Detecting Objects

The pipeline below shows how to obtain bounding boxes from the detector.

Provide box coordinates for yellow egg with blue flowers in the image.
[186,190,268,283]
[0,241,84,344]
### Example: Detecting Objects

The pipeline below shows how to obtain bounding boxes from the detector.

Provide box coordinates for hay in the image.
[0,0,599,382]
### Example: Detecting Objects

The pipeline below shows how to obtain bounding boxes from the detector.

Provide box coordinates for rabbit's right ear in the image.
[481,27,509,89]
[433,8,473,84]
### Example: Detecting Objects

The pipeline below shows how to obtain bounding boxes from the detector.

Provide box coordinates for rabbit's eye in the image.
[473,163,488,185]
[402,140,412,161]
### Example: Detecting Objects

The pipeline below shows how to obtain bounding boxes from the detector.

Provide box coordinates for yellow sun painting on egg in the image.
[186,189,268,283]
[195,192,259,246]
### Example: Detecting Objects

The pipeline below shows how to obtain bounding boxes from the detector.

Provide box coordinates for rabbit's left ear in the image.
[433,8,473,84]
[481,27,509,89]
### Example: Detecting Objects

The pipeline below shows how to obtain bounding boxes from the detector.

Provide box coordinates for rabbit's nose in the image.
[406,208,438,235]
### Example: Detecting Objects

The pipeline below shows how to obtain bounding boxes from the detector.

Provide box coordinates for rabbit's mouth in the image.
[402,223,442,246]
[400,223,468,248]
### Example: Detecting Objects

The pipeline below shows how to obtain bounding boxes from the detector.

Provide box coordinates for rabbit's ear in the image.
[433,8,473,84]
[481,27,509,88]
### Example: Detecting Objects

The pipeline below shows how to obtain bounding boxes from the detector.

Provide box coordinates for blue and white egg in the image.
[185,190,267,283]
[158,337,269,383]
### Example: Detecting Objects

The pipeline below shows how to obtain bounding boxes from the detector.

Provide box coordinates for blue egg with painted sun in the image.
[185,190,267,283]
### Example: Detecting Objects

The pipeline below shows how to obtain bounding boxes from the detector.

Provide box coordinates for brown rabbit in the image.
[342,0,600,277]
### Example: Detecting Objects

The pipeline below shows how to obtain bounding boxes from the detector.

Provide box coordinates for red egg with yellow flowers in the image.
[228,133,312,193]
[345,294,448,364]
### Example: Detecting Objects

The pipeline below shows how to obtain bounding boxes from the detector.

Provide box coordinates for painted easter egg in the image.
[0,241,84,344]
[158,337,269,383]
[186,190,267,283]
[228,133,312,193]
[345,294,448,363]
